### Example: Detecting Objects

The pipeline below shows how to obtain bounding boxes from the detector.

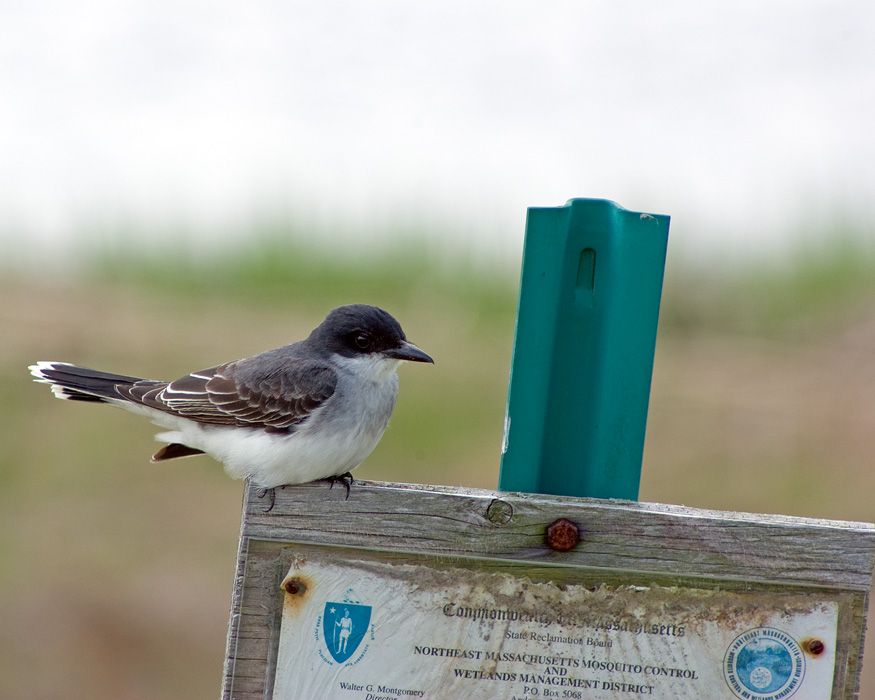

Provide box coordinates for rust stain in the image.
[284,577,308,595]
[280,572,314,615]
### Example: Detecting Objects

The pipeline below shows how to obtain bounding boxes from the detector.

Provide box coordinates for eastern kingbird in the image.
[30,304,433,493]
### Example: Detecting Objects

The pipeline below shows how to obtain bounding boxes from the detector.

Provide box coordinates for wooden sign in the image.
[222,481,874,700]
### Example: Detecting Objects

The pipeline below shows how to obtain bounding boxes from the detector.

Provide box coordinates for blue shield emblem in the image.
[323,602,371,663]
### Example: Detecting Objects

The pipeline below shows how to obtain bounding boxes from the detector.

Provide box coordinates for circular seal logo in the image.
[724,628,804,700]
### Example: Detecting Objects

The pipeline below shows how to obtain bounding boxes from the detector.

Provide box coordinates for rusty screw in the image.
[545,518,580,552]
[284,578,307,595]
[803,638,825,656]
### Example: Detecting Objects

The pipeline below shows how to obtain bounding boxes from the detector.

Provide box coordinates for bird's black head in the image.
[311,304,434,363]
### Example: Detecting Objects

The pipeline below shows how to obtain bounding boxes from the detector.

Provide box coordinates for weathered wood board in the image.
[222,480,875,700]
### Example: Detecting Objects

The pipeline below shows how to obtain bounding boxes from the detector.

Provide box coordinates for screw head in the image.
[284,578,307,595]
[545,518,580,552]
[803,638,825,656]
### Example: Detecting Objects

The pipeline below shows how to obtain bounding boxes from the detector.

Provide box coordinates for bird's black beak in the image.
[384,341,434,364]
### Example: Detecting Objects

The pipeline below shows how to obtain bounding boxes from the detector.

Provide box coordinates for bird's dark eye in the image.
[354,333,372,350]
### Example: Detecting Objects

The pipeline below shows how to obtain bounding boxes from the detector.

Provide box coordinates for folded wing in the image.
[120,360,338,433]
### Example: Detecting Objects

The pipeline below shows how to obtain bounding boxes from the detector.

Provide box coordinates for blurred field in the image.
[2,231,875,699]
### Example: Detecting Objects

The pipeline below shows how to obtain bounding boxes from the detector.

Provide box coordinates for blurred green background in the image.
[2,221,875,699]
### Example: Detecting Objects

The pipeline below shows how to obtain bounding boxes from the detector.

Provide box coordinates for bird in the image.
[29,304,433,497]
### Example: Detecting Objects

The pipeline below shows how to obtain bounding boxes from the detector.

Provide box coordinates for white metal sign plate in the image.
[272,551,837,700]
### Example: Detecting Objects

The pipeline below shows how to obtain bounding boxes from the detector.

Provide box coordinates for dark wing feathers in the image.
[35,354,338,432]
[118,360,338,431]
[214,363,338,430]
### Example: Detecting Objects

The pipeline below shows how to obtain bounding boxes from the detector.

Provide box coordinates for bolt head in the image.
[284,578,307,595]
[803,638,825,656]
[545,518,580,552]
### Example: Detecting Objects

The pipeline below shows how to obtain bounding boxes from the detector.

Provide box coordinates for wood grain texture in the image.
[221,479,875,699]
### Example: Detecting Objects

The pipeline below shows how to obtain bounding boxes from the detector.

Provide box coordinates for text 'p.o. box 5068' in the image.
[222,481,875,700]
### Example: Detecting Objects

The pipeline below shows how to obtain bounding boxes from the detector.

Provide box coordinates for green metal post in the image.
[498,198,669,500]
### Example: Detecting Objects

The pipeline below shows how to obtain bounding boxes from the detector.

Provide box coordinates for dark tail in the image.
[29,361,150,403]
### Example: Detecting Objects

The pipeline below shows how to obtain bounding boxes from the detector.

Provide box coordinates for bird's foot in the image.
[256,486,277,513]
[324,472,354,500]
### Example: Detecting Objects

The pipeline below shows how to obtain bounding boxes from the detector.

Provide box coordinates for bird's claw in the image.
[325,472,354,500]
[256,487,277,513]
